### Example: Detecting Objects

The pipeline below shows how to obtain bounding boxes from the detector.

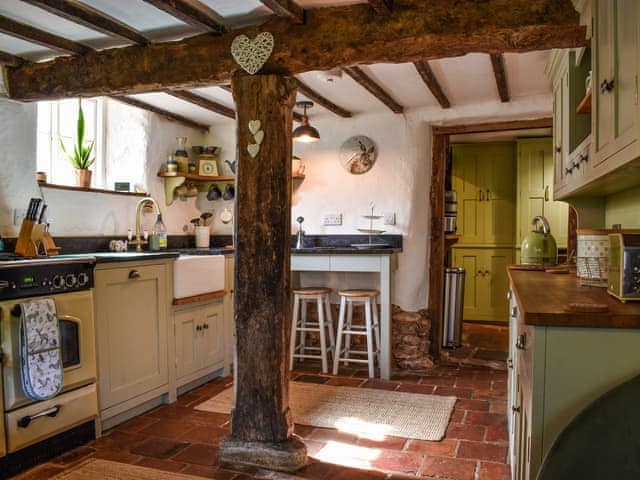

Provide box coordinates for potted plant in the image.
[60,101,95,188]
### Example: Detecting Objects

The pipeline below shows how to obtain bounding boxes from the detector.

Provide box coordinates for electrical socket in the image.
[323,213,342,226]
[383,212,396,225]
[13,208,26,226]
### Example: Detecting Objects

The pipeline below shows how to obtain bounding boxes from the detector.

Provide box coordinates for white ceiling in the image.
[0,1,553,124]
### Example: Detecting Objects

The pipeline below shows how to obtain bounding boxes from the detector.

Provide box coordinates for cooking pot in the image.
[520,216,558,265]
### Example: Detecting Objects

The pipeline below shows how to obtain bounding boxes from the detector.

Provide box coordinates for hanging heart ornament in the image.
[231,32,274,75]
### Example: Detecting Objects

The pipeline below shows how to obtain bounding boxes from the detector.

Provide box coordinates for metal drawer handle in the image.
[511,306,518,318]
[515,333,527,350]
[203,323,209,330]
[579,153,588,164]
[544,185,549,202]
[507,358,513,369]
[512,405,521,414]
[18,404,61,428]
[600,78,615,93]
[196,325,202,331]
[128,270,141,279]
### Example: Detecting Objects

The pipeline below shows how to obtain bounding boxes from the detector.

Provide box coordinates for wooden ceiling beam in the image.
[295,79,352,118]
[490,53,510,102]
[166,89,235,119]
[0,50,26,67]
[343,66,403,113]
[432,117,552,136]
[368,0,392,14]
[20,0,149,45]
[0,14,90,55]
[141,0,225,34]
[5,0,587,101]
[260,0,305,24]
[413,60,450,108]
[111,95,209,131]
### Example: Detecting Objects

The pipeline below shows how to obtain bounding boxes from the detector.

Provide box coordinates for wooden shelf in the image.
[576,89,592,114]
[39,182,147,197]
[445,234,460,249]
[158,171,306,205]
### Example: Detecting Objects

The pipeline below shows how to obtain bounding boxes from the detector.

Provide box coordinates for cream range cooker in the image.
[0,254,98,478]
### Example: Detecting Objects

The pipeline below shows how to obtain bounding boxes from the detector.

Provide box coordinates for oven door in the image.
[0,290,96,411]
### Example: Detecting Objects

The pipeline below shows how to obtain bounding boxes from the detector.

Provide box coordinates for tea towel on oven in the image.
[19,298,64,400]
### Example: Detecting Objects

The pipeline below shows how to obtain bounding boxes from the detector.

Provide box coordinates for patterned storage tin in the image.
[576,229,612,286]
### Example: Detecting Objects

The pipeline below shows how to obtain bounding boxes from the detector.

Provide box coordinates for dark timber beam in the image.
[21,0,149,45]
[343,66,403,113]
[490,53,510,102]
[0,50,26,67]
[111,95,209,131]
[5,0,587,100]
[166,89,236,119]
[0,15,90,55]
[413,60,450,108]
[295,79,352,117]
[368,0,392,14]
[218,72,307,472]
[432,117,552,136]
[141,0,225,34]
[260,0,305,24]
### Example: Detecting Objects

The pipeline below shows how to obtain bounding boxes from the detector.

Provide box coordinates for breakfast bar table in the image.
[291,251,398,379]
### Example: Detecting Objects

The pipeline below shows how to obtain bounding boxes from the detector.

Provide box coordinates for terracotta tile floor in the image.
[14,364,510,480]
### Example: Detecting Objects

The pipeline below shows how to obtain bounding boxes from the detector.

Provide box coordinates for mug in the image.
[195,226,210,248]
[223,184,235,201]
[207,184,222,201]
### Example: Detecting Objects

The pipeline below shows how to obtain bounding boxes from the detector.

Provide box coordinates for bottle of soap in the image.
[154,214,168,250]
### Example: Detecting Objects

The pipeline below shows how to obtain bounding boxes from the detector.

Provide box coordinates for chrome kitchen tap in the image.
[296,216,305,249]
[130,197,161,252]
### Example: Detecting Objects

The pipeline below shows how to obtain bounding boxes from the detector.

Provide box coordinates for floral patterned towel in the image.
[20,298,63,401]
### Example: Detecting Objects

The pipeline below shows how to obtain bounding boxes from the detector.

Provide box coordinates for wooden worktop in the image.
[508,268,640,329]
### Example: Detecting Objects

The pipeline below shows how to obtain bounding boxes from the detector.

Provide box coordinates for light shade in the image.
[293,123,320,143]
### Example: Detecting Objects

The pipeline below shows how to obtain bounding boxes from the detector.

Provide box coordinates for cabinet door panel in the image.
[452,147,483,244]
[485,250,513,322]
[200,302,224,369]
[484,145,516,245]
[175,307,199,380]
[595,0,615,157]
[451,249,482,320]
[614,0,638,144]
[552,81,565,191]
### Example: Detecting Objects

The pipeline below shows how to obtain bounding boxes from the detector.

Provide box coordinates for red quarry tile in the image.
[294,423,316,437]
[130,437,189,459]
[450,409,466,423]
[490,401,507,415]
[396,384,435,395]
[485,426,508,443]
[308,427,359,444]
[369,450,423,474]
[295,374,329,384]
[445,423,486,441]
[145,404,201,421]
[188,411,232,427]
[176,391,207,407]
[134,457,186,473]
[455,399,490,411]
[330,468,388,480]
[325,377,365,387]
[179,425,229,444]
[465,411,506,427]
[181,464,237,479]
[405,438,458,457]
[457,441,507,463]
[91,449,143,464]
[51,446,96,466]
[357,435,407,450]
[298,460,340,480]
[361,379,400,391]
[454,378,492,389]
[491,380,507,391]
[304,439,327,457]
[115,416,159,434]
[172,443,219,466]
[138,419,199,439]
[433,387,473,399]
[91,430,144,451]
[478,461,511,480]
[472,389,507,401]
[420,456,476,480]
[12,463,65,480]
[390,373,423,384]
[418,376,456,387]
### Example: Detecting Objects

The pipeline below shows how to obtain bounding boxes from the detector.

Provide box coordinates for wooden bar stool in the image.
[333,289,381,378]
[289,287,335,373]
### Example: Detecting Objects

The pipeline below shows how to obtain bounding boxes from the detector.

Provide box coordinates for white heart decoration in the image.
[247,144,260,158]
[253,130,264,145]
[248,120,261,135]
[231,32,274,75]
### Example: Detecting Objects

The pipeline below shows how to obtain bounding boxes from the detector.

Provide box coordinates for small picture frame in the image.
[199,159,219,176]
[114,182,130,192]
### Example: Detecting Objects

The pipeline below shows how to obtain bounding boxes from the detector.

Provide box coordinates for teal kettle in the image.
[520,216,558,265]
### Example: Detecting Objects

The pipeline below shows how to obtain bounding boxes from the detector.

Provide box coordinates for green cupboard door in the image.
[517,140,547,245]
[483,144,516,246]
[542,145,569,249]
[451,248,483,321]
[452,146,484,245]
[594,0,615,162]
[484,248,513,322]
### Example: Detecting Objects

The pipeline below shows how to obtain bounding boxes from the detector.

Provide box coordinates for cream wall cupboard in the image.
[94,260,172,422]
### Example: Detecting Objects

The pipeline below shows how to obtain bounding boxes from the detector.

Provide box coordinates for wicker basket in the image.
[576,256,608,287]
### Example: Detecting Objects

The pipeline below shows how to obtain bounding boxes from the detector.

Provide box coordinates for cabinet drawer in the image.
[515,324,536,395]
[330,256,381,271]
[5,384,97,453]
[291,256,331,271]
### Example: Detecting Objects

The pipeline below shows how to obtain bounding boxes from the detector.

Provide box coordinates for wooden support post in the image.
[219,72,307,473]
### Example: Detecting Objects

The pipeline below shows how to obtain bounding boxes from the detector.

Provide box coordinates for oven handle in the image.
[17,404,61,428]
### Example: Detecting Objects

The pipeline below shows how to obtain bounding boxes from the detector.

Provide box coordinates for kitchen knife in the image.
[26,198,36,221]
[38,204,47,224]
[32,199,42,221]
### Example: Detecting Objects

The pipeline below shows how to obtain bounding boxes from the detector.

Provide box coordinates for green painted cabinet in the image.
[451,247,513,322]
[452,143,516,247]
[516,138,569,248]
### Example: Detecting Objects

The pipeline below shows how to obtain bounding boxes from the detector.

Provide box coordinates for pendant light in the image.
[292,101,320,143]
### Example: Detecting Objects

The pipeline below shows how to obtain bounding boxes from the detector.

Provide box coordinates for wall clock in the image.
[339,135,378,174]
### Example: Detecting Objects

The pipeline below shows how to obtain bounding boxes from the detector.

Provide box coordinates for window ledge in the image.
[38,182,147,197]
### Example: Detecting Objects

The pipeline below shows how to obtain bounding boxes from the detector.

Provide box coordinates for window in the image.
[37,98,105,187]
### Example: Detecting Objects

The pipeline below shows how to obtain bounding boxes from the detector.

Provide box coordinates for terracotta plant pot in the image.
[74,169,92,188]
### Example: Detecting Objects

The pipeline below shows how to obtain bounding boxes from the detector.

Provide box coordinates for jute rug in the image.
[52,459,206,480]
[195,381,456,441]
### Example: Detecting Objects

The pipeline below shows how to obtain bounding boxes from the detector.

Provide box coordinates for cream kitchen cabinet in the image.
[516,138,569,248]
[94,260,173,423]
[0,374,5,458]
[451,247,512,322]
[175,300,225,387]
[223,255,234,374]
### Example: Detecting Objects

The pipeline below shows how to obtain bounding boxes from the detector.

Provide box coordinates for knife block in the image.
[14,219,37,257]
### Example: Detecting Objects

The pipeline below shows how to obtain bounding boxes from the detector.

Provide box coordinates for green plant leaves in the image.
[61,101,95,170]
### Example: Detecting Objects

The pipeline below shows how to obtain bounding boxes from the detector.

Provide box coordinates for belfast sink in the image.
[174,254,225,299]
